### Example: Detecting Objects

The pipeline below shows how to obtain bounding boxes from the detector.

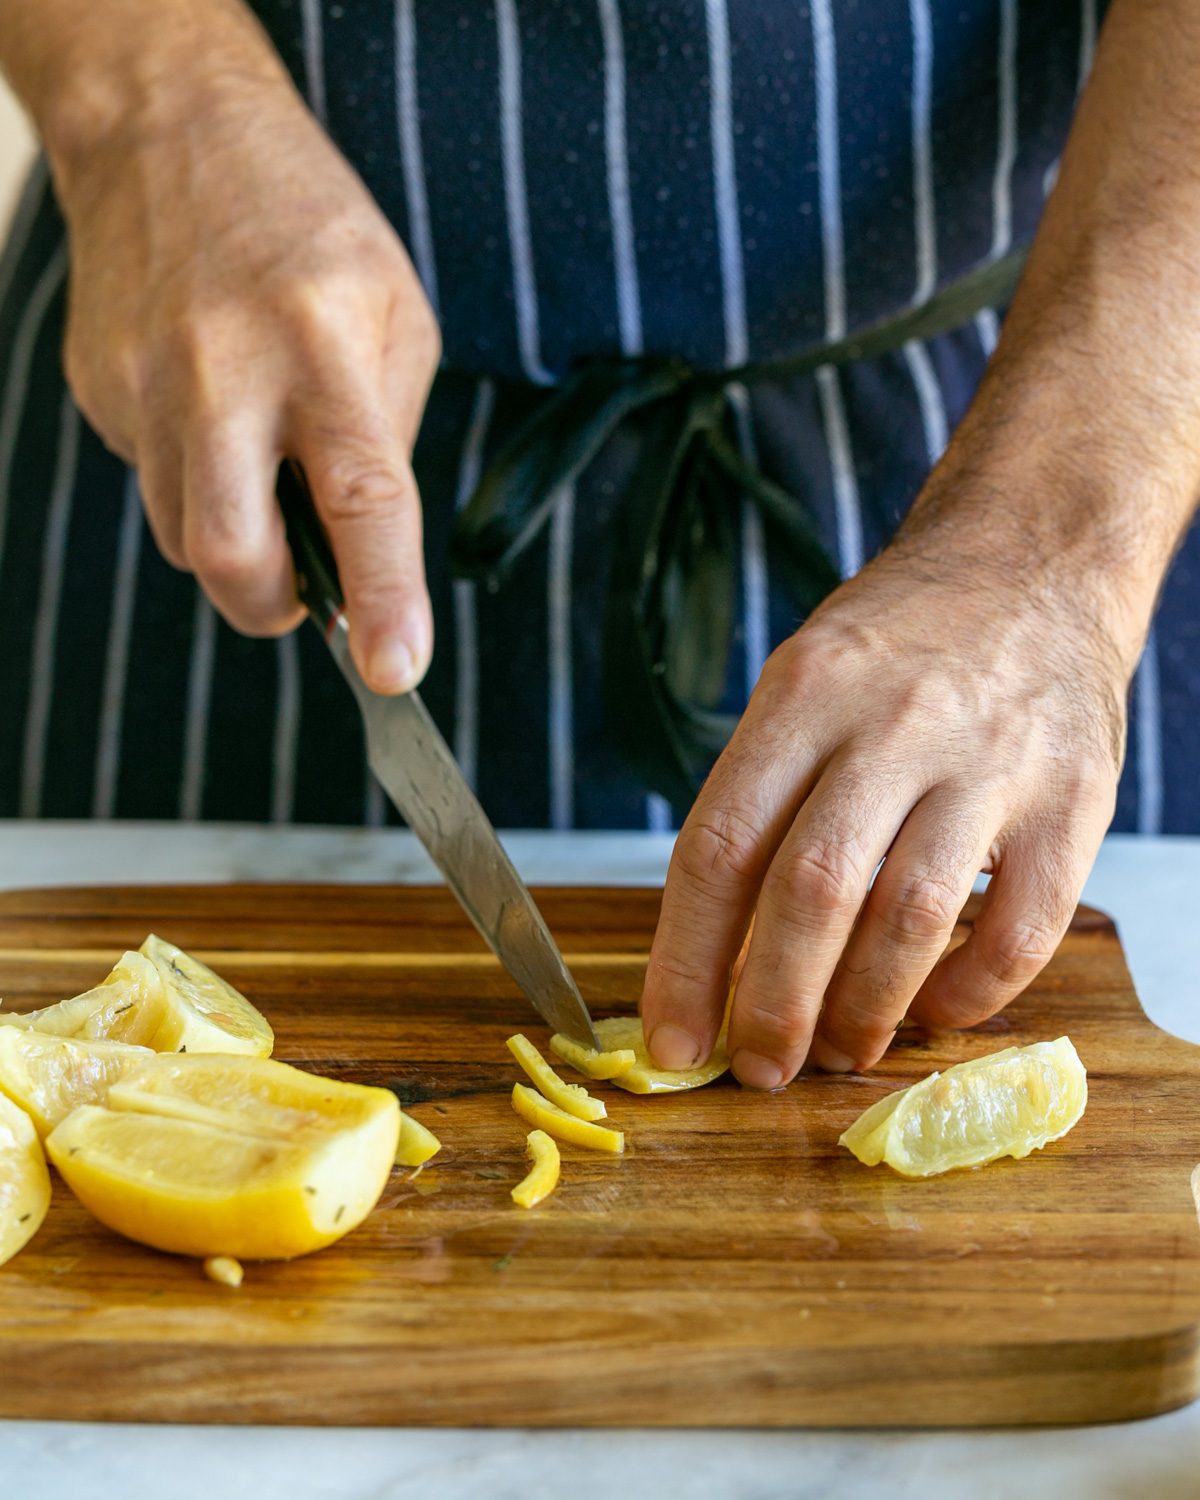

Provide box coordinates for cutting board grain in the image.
[0,884,1197,1428]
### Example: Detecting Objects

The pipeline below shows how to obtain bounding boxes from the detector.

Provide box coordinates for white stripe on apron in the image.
[271,633,302,823]
[452,377,496,791]
[598,0,669,829]
[598,0,643,360]
[496,0,553,386]
[1135,625,1164,836]
[299,0,328,124]
[705,0,769,704]
[902,339,949,462]
[0,243,67,576]
[547,482,575,830]
[812,0,864,581]
[180,592,218,820]
[990,0,1019,261]
[19,393,80,817]
[908,0,938,305]
[396,0,440,315]
[92,470,145,817]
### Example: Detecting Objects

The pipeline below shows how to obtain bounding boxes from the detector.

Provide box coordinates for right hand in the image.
[58,55,441,692]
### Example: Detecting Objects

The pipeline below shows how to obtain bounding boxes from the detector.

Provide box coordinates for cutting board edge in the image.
[0,1321,1196,1428]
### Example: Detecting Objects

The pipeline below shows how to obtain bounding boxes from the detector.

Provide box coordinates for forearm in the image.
[0,0,291,199]
[902,0,1200,670]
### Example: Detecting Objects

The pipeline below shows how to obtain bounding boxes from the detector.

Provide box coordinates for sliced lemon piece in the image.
[0,952,169,1048]
[396,1111,441,1167]
[557,1016,730,1095]
[506,1033,606,1121]
[0,1091,50,1268]
[0,1028,153,1137]
[511,1128,561,1208]
[47,1055,400,1259]
[138,935,274,1057]
[547,1033,637,1080]
[839,1037,1088,1178]
[511,1083,624,1154]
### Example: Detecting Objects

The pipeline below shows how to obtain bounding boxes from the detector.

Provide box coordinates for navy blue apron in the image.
[5,0,1181,832]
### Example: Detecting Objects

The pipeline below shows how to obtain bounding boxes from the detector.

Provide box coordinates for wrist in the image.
[5,0,292,208]
[898,376,1189,677]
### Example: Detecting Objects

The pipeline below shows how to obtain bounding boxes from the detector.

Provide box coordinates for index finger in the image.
[292,382,433,694]
[640,701,819,1071]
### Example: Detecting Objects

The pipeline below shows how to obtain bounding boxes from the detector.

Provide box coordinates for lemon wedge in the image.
[555,1016,730,1095]
[547,1033,637,1080]
[0,952,168,1047]
[0,1028,153,1137]
[839,1037,1088,1177]
[47,1054,400,1259]
[511,1083,624,1154]
[138,935,274,1056]
[396,1111,441,1167]
[511,1129,561,1208]
[506,1033,606,1120]
[0,1091,50,1268]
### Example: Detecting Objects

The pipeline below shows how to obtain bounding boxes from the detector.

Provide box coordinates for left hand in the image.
[639,470,1132,1089]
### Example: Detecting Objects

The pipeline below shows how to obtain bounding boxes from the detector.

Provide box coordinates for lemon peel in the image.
[511,1083,624,1154]
[547,1033,637,1080]
[511,1129,561,1208]
[506,1033,606,1120]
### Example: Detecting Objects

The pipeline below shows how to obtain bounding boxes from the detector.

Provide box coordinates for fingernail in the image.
[808,1039,856,1074]
[367,638,417,694]
[731,1050,786,1091]
[648,1023,701,1070]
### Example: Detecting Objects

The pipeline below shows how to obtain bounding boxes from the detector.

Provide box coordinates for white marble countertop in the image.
[1,823,1198,1500]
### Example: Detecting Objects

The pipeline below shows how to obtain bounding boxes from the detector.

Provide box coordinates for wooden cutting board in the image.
[0,883,1197,1428]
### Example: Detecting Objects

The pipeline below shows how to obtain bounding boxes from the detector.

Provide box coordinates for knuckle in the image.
[982,915,1062,988]
[186,514,265,587]
[878,870,963,945]
[320,456,410,525]
[736,995,810,1053]
[673,807,765,893]
[770,837,864,920]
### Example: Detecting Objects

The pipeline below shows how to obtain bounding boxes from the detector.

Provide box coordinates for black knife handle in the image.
[277,460,344,633]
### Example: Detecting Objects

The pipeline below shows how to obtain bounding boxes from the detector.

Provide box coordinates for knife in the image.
[277,461,599,1049]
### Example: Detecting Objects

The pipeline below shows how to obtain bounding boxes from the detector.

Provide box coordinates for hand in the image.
[640,486,1131,1089]
[58,48,440,691]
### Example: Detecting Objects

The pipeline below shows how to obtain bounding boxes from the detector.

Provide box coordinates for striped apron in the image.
[0,0,1184,832]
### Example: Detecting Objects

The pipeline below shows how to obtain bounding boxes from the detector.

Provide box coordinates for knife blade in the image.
[277,461,598,1049]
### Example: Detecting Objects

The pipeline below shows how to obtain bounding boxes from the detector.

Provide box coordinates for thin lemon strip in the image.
[839,1037,1088,1178]
[0,1028,154,1138]
[506,1033,606,1120]
[548,1033,637,1080]
[139,935,274,1057]
[511,1083,624,1154]
[511,1129,561,1209]
[557,1015,730,1095]
[395,1111,441,1167]
[0,1091,50,1268]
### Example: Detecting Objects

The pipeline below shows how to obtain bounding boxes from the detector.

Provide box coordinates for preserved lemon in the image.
[0,952,168,1047]
[506,1033,606,1120]
[138,935,274,1056]
[395,1111,441,1167]
[554,1015,730,1095]
[46,1053,400,1259]
[511,1129,561,1208]
[511,1083,624,1154]
[839,1037,1087,1178]
[0,1091,50,1267]
[547,1033,636,1080]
